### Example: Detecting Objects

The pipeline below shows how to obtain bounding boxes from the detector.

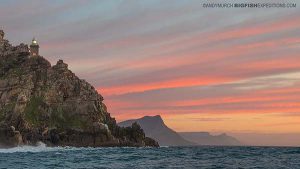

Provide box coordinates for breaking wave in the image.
[0,142,63,153]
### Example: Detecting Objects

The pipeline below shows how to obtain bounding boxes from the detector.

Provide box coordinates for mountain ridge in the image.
[179,132,242,146]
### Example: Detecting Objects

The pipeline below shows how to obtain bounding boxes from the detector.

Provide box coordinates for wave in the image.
[0,143,124,153]
[0,143,170,154]
[0,142,64,153]
[159,146,169,148]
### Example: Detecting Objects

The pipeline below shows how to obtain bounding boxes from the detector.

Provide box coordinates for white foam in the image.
[0,142,63,153]
[0,143,160,153]
[159,146,169,148]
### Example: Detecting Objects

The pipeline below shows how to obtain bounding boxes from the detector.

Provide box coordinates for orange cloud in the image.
[98,76,237,96]
[171,95,300,107]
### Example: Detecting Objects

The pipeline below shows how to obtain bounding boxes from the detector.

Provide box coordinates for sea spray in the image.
[0,142,56,153]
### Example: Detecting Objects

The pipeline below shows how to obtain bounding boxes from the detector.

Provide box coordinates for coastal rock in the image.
[0,30,158,148]
[0,125,23,147]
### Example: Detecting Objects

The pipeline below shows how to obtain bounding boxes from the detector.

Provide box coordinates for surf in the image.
[0,142,60,153]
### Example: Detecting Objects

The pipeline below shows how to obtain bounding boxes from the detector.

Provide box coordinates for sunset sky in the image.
[1,0,300,134]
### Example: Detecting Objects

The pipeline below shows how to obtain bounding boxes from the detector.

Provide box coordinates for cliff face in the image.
[0,31,158,147]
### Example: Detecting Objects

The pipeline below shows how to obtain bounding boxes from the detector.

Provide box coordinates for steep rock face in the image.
[0,31,158,148]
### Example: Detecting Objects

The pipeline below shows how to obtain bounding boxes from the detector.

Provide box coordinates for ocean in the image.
[0,143,299,169]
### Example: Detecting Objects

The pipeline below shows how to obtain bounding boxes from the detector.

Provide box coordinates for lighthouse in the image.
[30,38,39,56]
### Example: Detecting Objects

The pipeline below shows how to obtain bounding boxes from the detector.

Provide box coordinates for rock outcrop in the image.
[0,30,158,148]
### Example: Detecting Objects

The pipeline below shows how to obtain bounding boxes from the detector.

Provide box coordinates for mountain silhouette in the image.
[119,115,242,146]
[179,132,241,146]
[118,115,195,146]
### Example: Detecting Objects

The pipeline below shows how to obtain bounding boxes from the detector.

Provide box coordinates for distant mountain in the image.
[179,132,242,146]
[228,133,300,147]
[119,115,242,146]
[118,115,195,146]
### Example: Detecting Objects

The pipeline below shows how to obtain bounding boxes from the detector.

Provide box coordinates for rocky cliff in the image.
[0,31,158,148]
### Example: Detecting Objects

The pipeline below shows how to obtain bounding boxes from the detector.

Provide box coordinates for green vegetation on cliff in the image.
[24,96,44,126]
[0,103,15,121]
[50,107,89,130]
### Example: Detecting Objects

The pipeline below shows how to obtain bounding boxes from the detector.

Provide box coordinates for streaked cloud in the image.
[1,0,299,133]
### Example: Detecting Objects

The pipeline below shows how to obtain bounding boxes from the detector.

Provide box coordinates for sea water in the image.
[0,143,300,169]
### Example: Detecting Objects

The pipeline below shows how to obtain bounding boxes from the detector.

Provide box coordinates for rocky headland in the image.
[0,30,158,148]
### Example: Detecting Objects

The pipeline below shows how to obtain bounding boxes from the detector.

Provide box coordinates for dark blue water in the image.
[0,143,300,169]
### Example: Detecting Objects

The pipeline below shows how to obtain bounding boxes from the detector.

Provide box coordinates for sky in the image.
[1,0,300,135]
